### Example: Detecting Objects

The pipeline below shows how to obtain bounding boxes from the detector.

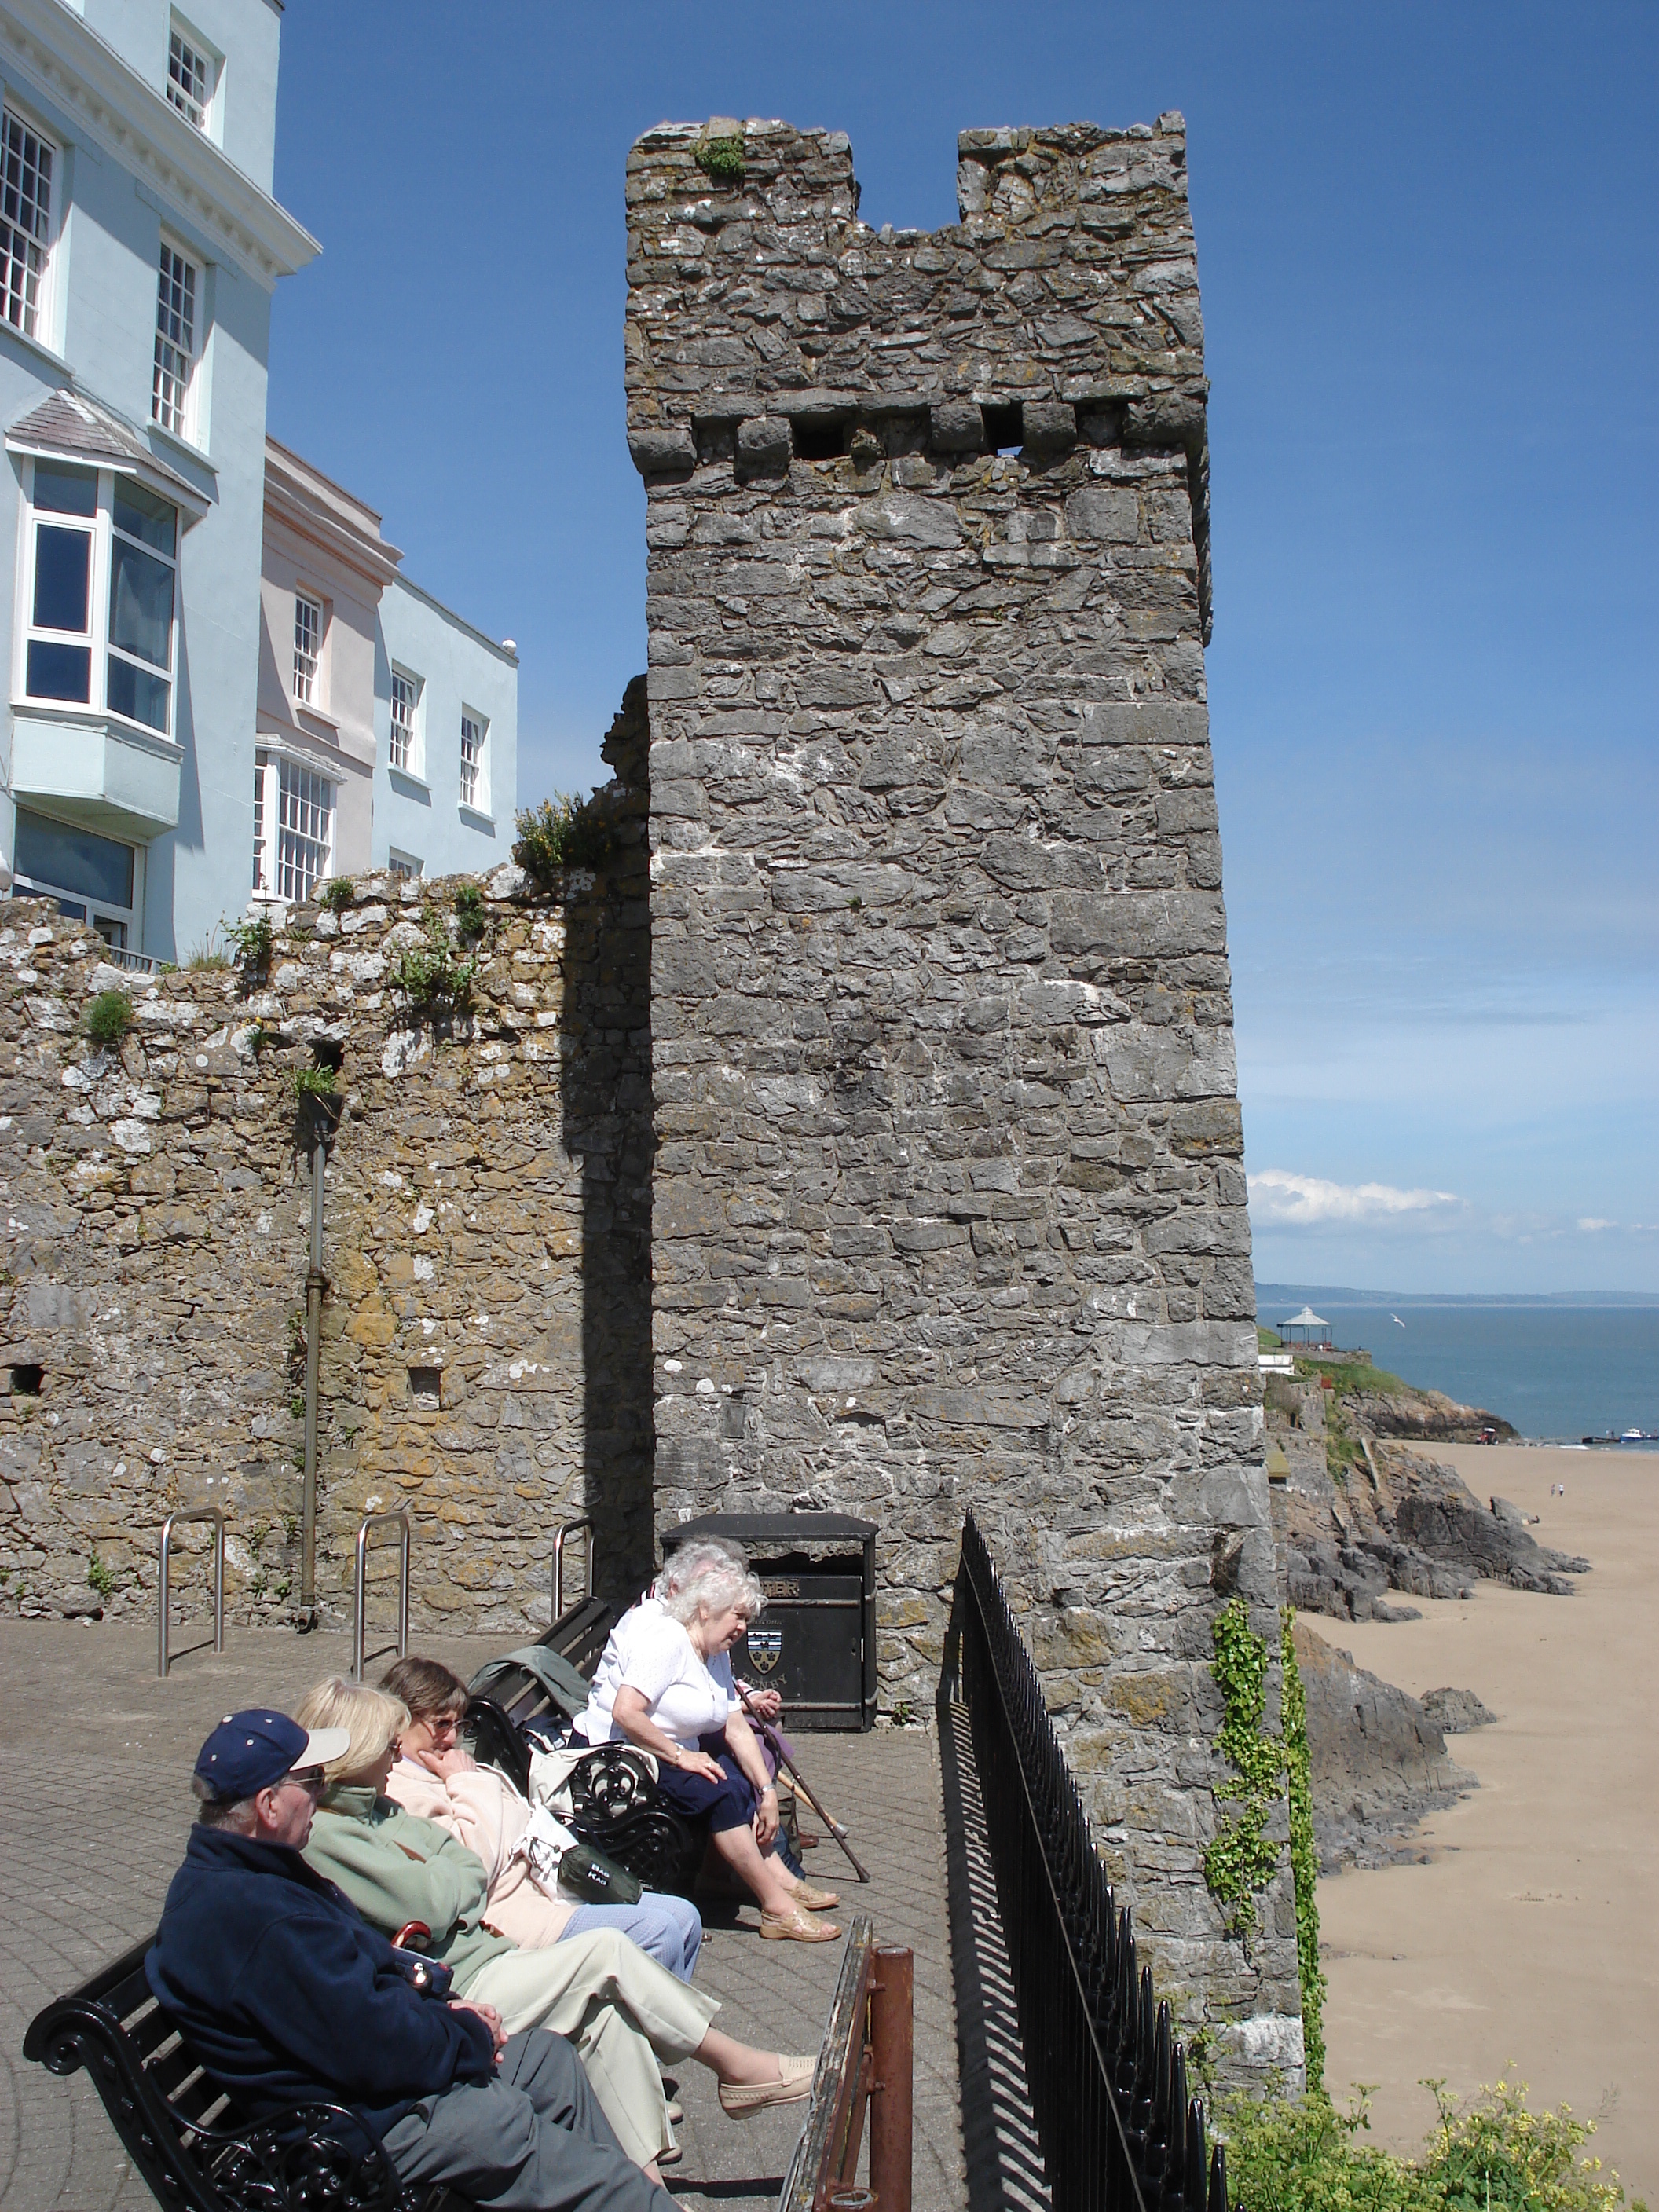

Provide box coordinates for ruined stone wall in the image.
[0,690,654,1632]
[628,115,1299,2067]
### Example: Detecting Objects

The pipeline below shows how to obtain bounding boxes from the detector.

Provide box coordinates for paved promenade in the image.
[0,1621,969,2212]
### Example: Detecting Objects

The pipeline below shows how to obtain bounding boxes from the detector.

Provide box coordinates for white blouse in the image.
[580,1598,735,1751]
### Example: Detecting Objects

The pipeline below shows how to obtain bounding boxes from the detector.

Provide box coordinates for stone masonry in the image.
[0,687,655,1635]
[628,115,1300,2068]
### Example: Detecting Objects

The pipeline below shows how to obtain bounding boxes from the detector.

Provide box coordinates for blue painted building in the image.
[375,573,517,883]
[256,438,518,897]
[0,0,314,961]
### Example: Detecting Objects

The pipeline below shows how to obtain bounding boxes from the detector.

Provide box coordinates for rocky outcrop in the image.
[1349,1385,1517,1444]
[1420,1686,1496,1733]
[1270,1437,1590,1624]
[1295,1620,1476,1870]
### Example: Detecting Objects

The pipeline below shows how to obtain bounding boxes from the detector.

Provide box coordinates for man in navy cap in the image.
[148,1709,674,2212]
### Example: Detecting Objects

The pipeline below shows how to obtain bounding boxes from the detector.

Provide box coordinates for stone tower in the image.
[626,115,1300,2069]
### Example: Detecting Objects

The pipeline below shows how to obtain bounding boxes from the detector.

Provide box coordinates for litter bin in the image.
[661,1511,877,1731]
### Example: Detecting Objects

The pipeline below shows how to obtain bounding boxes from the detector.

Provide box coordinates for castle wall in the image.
[628,115,1300,2066]
[0,689,654,1635]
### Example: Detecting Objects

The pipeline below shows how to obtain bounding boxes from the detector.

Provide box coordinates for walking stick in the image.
[738,1683,870,1883]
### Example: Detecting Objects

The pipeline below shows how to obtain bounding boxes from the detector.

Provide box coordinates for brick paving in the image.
[0,1622,970,2212]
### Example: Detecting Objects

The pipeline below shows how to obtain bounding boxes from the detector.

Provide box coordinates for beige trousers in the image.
[462,1925,719,2168]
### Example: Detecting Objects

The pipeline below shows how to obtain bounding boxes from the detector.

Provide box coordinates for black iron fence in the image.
[948,1511,1230,2212]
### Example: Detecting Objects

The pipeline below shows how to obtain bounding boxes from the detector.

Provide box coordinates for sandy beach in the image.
[1314,1442,1658,2203]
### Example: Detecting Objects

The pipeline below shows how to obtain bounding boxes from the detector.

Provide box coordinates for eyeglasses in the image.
[278,1769,327,1798]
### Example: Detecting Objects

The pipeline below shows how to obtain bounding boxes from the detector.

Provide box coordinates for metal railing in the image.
[950,1511,1229,2212]
[352,1508,411,1679]
[157,1507,225,1677]
[551,1516,595,1617]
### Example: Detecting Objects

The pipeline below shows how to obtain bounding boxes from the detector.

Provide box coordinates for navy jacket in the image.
[146,1825,495,2139]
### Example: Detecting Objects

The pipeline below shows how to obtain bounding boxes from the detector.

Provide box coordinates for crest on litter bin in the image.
[745,1623,783,1674]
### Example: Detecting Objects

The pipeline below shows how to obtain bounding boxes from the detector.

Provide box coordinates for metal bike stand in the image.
[551,1516,595,1618]
[157,1507,225,1678]
[352,1507,412,1679]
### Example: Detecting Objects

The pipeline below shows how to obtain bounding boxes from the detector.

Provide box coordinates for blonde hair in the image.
[295,1676,409,1786]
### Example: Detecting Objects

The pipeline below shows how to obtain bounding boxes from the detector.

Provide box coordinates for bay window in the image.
[16,462,179,738]
[13,805,138,949]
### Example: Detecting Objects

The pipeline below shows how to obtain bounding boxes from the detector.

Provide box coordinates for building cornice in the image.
[265,476,404,594]
[0,0,319,292]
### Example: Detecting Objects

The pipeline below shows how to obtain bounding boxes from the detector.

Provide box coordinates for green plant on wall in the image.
[453,881,487,947]
[86,1553,118,1599]
[293,1063,338,1103]
[694,134,745,185]
[1280,1606,1326,2088]
[319,877,355,913]
[1203,1596,1284,1939]
[226,910,274,984]
[513,794,616,880]
[392,914,474,1020]
[82,990,134,1049]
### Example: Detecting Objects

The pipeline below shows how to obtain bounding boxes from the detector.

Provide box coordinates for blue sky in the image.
[266,2,1657,1297]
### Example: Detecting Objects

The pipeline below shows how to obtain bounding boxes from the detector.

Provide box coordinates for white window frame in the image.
[388,665,423,777]
[0,104,59,346]
[12,803,143,951]
[152,239,200,441]
[13,460,181,742]
[387,848,423,881]
[166,20,220,135]
[458,706,488,814]
[252,747,334,905]
[292,591,323,706]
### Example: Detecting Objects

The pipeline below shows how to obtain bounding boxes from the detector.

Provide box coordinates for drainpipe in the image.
[300,1123,327,1621]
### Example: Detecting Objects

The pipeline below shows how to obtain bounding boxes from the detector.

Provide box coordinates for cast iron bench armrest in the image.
[23,1932,444,2212]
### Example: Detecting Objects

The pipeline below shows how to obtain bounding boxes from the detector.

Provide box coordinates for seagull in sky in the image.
[1391,1314,1406,1328]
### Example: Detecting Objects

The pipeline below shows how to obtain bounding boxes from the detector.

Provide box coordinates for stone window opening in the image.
[980,402,1024,454]
[9,1364,43,1397]
[792,418,849,463]
[408,1366,441,1409]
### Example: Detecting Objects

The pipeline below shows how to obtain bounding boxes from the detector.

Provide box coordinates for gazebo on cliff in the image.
[1279,1305,1334,1347]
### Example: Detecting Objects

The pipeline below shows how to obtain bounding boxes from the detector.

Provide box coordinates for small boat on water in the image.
[1581,1429,1659,1446]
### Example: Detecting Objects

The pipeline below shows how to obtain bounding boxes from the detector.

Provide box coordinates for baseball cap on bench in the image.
[194,1710,350,1799]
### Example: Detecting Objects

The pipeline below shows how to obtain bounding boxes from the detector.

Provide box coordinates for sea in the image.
[1254,1289,1659,1445]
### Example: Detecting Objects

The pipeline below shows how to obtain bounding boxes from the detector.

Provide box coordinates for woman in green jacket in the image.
[295,1679,811,2174]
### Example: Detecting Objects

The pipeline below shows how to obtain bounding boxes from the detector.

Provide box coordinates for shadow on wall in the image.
[557,676,657,1602]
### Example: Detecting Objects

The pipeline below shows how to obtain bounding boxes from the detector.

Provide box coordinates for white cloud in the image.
[1247,1167,1463,1229]
[1577,1218,1615,1232]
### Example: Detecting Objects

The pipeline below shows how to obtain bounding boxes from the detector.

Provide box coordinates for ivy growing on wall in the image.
[1281,1606,1327,2089]
[1203,1597,1284,1939]
[1204,1596,1328,2082]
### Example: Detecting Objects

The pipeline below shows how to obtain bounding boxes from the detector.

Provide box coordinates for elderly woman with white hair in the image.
[575,1552,840,1943]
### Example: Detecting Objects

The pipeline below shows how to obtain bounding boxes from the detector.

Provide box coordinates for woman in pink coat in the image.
[379,1656,704,1982]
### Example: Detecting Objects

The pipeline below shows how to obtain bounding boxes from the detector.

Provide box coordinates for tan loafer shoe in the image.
[718,2055,816,2116]
[758,1906,843,1943]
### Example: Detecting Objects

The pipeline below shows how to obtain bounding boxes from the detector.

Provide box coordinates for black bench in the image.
[22,1934,438,2212]
[25,1916,912,2212]
[461,1595,704,1895]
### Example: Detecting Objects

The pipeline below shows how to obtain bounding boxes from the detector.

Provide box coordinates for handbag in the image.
[557,1843,643,1906]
